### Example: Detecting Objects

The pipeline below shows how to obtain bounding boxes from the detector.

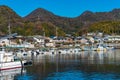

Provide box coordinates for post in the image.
[8,15,11,45]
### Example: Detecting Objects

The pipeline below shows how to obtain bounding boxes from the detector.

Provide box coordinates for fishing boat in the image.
[96,41,107,51]
[0,15,27,70]
[0,47,24,70]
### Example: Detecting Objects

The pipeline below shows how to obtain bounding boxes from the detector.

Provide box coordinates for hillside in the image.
[24,8,120,33]
[24,8,76,33]
[1,5,120,36]
[0,5,24,35]
[0,6,66,36]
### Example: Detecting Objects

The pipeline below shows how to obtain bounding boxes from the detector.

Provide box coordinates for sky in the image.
[0,0,120,17]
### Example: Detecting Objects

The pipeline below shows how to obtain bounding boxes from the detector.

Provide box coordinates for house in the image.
[0,39,9,46]
[104,36,120,42]
[33,35,45,47]
[45,38,55,47]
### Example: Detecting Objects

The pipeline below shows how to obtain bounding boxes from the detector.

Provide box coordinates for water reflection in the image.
[2,50,120,80]
[0,68,26,80]
[45,71,120,80]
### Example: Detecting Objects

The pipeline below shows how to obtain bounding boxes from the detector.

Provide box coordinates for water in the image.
[1,50,120,80]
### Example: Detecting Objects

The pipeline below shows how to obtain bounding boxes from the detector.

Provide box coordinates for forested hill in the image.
[22,7,120,35]
[0,5,24,35]
[1,5,120,36]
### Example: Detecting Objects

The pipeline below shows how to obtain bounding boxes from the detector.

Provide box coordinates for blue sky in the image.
[0,0,120,17]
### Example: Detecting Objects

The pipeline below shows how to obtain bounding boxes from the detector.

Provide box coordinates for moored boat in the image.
[0,47,24,70]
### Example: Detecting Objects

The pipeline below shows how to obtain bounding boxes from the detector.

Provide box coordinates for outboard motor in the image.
[24,60,32,66]
[31,50,34,55]
[36,51,40,56]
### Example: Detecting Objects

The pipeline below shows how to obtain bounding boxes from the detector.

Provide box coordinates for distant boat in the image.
[96,44,106,51]
[96,41,107,51]
[106,46,115,50]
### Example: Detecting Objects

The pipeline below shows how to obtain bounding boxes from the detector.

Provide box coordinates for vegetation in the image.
[11,22,65,36]
[88,21,120,35]
[0,6,65,36]
[1,5,120,36]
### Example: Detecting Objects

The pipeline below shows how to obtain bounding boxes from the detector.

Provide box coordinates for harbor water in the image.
[1,49,120,80]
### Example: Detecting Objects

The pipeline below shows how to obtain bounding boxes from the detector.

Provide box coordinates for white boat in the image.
[81,46,91,51]
[0,48,24,70]
[49,48,57,55]
[16,49,28,58]
[58,48,67,54]
[73,48,81,53]
[106,46,115,50]
[0,61,23,70]
[96,43,107,51]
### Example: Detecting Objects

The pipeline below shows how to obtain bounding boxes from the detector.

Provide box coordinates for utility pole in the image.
[56,27,58,38]
[8,15,11,45]
[43,27,45,46]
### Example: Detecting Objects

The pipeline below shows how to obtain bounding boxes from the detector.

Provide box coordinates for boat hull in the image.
[0,61,22,70]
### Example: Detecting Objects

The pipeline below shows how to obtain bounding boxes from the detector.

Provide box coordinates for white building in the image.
[105,36,120,42]
[0,39,9,46]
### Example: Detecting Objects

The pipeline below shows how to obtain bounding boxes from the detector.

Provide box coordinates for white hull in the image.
[0,61,22,70]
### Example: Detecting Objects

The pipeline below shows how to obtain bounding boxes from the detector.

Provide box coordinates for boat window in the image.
[14,56,20,61]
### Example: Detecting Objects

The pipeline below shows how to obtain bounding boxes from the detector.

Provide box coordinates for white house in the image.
[45,38,55,47]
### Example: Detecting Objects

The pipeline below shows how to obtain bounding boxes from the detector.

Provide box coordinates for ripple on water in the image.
[45,70,120,80]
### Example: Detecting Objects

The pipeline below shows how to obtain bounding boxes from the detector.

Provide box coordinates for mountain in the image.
[24,8,120,33]
[24,8,76,33]
[0,5,23,25]
[75,9,120,28]
[0,6,66,36]
[1,5,120,36]
[0,5,24,35]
